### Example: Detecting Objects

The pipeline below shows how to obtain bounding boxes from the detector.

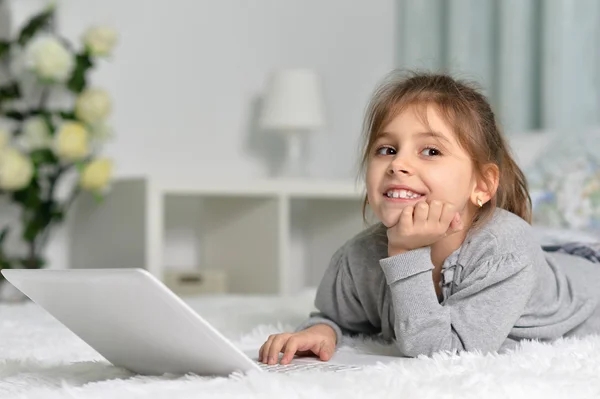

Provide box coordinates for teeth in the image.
[386,189,421,199]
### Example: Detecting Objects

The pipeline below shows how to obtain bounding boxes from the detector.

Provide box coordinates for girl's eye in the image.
[421,147,442,157]
[375,146,396,156]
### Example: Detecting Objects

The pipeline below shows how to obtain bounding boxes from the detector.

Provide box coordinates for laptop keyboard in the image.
[257,361,361,373]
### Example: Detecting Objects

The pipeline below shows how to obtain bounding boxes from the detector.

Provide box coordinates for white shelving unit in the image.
[69,177,370,295]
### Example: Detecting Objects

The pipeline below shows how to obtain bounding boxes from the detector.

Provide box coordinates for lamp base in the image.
[278,131,308,177]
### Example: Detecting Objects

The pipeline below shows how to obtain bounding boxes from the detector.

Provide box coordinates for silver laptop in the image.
[1,268,401,376]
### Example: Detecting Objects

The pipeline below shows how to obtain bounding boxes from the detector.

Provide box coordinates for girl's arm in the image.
[380,246,536,357]
[295,245,380,344]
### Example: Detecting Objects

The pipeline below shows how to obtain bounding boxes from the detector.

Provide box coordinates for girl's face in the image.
[366,105,478,228]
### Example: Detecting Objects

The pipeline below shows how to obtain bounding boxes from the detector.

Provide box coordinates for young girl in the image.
[259,71,600,365]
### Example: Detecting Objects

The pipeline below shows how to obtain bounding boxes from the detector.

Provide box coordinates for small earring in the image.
[476,198,483,208]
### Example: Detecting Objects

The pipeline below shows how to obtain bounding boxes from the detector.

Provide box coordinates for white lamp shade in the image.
[259,68,326,131]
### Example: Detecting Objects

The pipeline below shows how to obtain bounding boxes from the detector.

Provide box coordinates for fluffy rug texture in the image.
[2,291,600,399]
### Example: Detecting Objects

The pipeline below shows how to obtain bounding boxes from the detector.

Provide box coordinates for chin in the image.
[376,209,402,228]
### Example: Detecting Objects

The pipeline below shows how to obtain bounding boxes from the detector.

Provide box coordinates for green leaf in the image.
[23,222,42,243]
[59,111,76,120]
[0,227,9,245]
[51,209,64,223]
[4,111,27,121]
[22,201,54,243]
[17,256,45,269]
[0,84,20,113]
[11,180,42,211]
[0,83,21,101]
[75,161,86,173]
[67,53,93,94]
[0,258,12,272]
[0,40,10,59]
[17,8,55,46]
[30,149,58,166]
[40,111,55,136]
[93,192,104,204]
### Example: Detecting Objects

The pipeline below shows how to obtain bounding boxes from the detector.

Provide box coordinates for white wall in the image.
[57,0,396,179]
[4,0,396,269]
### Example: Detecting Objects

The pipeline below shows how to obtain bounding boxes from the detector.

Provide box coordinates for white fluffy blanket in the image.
[2,292,600,399]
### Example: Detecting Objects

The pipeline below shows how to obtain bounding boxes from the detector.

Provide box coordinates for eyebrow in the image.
[415,131,452,145]
[378,131,453,146]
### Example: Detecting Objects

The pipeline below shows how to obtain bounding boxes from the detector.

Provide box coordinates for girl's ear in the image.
[470,164,499,207]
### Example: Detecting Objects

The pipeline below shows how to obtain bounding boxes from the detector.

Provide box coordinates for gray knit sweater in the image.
[296,208,600,357]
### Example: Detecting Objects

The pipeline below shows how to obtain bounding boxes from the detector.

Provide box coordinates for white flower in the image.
[80,158,112,192]
[53,121,90,162]
[0,128,10,150]
[75,88,112,125]
[82,26,118,57]
[0,147,34,190]
[20,117,52,151]
[23,34,74,82]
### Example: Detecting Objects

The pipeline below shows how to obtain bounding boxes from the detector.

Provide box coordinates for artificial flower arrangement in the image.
[0,3,117,278]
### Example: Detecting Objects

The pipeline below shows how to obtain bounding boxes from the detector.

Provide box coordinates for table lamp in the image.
[259,68,326,177]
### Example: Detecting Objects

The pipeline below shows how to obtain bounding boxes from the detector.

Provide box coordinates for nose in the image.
[388,156,412,176]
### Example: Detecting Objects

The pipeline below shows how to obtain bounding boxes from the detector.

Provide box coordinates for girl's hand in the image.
[258,324,337,365]
[387,200,463,256]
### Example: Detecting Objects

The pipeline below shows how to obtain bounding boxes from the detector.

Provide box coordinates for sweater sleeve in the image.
[295,245,379,344]
[379,246,536,357]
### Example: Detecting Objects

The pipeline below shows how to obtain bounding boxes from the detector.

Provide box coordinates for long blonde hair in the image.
[358,70,531,225]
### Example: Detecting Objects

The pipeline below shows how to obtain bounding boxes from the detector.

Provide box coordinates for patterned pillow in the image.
[523,128,600,231]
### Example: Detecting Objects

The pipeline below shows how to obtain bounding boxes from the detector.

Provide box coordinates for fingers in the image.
[448,213,463,233]
[258,344,265,363]
[260,332,336,365]
[413,201,429,227]
[388,200,465,253]
[280,337,299,365]
[260,333,290,364]
[259,334,275,363]
[316,340,335,361]
[267,334,290,365]
[399,205,414,231]
[428,200,443,223]
[439,203,457,227]
[440,203,462,235]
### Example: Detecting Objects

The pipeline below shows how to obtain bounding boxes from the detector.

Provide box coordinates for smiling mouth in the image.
[384,189,424,200]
